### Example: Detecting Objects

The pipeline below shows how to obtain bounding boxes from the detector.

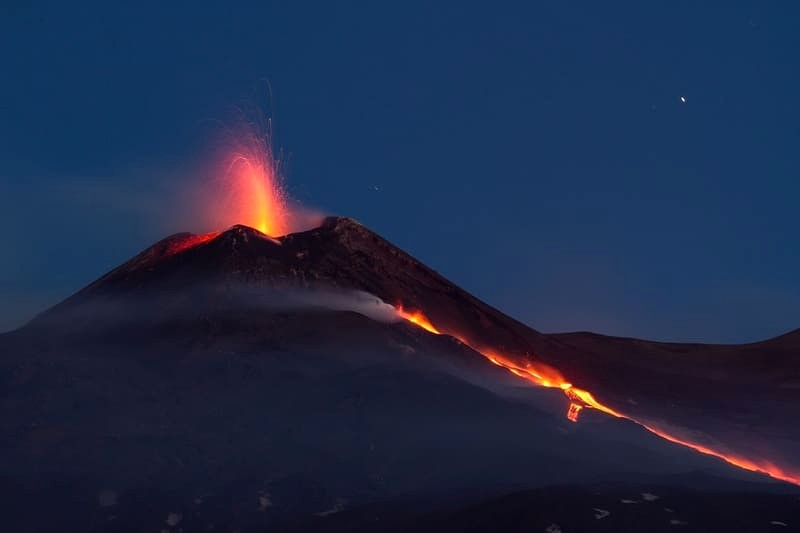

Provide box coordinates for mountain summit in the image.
[43,217,560,364]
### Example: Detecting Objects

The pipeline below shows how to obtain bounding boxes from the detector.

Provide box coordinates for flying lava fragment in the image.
[207,117,293,237]
[567,403,583,422]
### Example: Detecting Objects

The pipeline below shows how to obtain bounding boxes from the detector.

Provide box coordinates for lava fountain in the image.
[208,117,292,237]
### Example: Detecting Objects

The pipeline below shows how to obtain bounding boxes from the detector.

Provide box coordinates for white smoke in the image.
[270,288,401,324]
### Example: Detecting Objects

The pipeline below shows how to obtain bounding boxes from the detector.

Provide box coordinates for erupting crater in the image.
[203,118,298,238]
[224,150,289,237]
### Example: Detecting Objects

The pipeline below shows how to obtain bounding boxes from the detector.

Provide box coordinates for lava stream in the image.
[395,305,800,486]
[166,231,221,256]
[396,306,440,334]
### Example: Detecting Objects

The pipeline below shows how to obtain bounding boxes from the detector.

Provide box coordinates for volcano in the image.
[1,218,798,532]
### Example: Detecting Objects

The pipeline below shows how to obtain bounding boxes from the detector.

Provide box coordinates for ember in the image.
[567,403,583,422]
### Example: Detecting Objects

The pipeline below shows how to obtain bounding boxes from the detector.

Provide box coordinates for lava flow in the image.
[395,305,800,486]
[396,305,440,334]
[165,231,220,256]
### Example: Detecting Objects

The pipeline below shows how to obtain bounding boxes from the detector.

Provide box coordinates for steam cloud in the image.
[30,284,405,331]
[273,288,402,324]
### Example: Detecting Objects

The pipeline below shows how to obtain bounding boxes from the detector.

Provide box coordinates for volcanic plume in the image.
[199,116,319,237]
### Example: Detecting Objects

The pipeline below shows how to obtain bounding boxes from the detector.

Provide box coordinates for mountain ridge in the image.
[2,216,799,531]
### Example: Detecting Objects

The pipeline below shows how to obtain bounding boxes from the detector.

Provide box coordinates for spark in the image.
[205,115,293,237]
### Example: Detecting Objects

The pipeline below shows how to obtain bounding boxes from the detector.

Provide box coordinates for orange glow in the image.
[394,304,800,486]
[396,305,440,334]
[639,422,800,485]
[565,386,623,418]
[483,349,569,390]
[166,231,220,256]
[567,403,583,422]
[205,117,293,237]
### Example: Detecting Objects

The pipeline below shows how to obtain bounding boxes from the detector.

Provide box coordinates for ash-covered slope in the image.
[37,217,564,361]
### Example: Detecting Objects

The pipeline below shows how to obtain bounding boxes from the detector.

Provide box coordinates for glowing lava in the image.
[395,305,800,486]
[207,117,292,237]
[165,231,220,256]
[567,403,583,422]
[396,305,440,334]
[225,150,289,236]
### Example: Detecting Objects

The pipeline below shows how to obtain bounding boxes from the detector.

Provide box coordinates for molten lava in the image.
[165,231,220,256]
[396,305,440,334]
[567,403,583,422]
[206,117,293,237]
[395,305,800,486]
[225,150,289,236]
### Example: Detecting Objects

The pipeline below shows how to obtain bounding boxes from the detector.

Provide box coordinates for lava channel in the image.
[394,304,800,486]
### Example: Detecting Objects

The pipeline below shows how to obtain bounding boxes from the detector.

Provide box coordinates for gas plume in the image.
[264,288,402,323]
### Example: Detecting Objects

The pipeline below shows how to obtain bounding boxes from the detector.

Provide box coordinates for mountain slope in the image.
[31,216,799,480]
[1,218,798,531]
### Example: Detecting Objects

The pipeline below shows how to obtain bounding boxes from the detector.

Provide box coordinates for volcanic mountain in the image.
[1,217,798,532]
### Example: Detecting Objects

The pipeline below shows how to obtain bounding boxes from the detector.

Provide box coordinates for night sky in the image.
[1,2,798,342]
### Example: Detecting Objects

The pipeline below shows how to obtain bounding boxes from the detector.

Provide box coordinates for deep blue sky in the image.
[1,2,798,341]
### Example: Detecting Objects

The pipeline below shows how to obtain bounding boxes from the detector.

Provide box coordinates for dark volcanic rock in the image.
[275,481,800,533]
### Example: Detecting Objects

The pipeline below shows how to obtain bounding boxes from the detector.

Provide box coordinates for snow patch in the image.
[593,508,610,520]
[259,493,272,511]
